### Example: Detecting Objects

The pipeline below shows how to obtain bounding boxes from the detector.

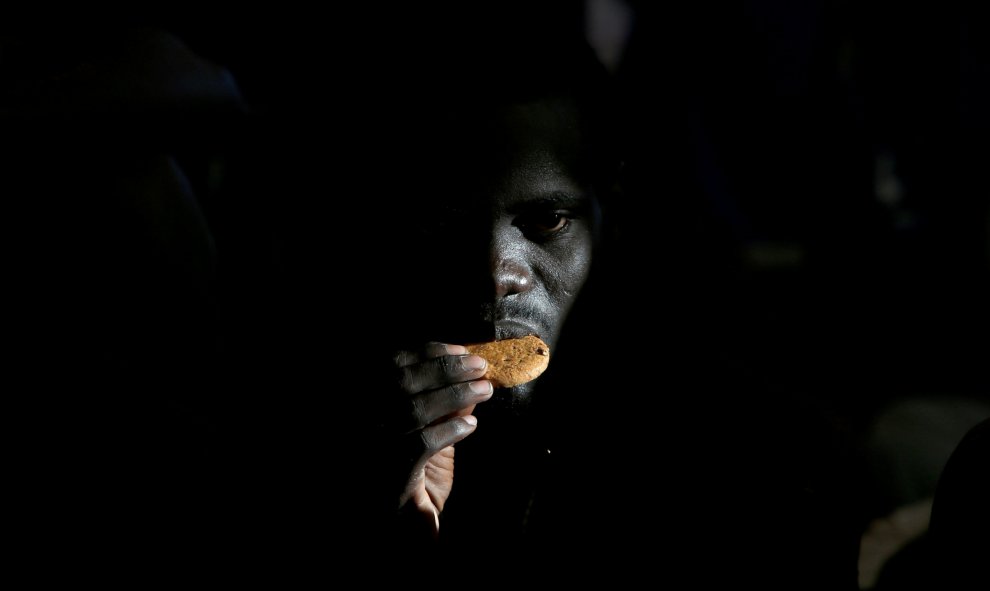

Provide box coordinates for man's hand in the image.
[385,342,493,537]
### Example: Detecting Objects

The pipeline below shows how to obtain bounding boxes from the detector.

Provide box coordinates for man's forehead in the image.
[426,149,587,210]
[502,149,587,207]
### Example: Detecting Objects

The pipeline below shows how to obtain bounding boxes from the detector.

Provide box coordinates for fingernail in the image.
[462,355,487,371]
[463,415,478,427]
[469,380,493,396]
[445,344,467,355]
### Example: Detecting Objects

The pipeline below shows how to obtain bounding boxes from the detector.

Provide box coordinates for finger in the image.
[411,415,478,469]
[393,343,468,368]
[402,380,491,433]
[396,353,487,394]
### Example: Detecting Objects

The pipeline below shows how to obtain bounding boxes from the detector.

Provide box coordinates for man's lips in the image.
[493,320,541,341]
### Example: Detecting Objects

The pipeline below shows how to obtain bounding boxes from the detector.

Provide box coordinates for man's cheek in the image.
[563,250,593,293]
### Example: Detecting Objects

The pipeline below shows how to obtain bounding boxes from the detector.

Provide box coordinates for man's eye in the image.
[517,212,570,237]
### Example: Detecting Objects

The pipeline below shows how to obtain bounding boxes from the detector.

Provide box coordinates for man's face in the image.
[392,97,600,401]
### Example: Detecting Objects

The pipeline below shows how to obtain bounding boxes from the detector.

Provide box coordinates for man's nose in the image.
[490,236,534,298]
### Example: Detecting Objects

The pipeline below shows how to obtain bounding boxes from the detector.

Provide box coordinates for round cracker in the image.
[465,335,550,388]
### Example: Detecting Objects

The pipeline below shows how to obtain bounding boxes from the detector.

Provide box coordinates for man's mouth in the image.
[493,320,541,342]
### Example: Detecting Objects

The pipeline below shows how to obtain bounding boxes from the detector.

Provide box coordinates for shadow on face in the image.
[388,97,600,350]
[352,25,618,414]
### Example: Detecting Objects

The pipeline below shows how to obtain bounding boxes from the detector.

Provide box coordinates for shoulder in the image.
[929,418,990,587]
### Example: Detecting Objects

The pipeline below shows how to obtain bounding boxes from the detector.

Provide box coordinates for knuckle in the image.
[419,426,443,453]
[424,342,447,358]
[393,347,421,369]
[434,354,455,376]
[408,395,430,428]
[449,383,469,406]
[395,367,416,393]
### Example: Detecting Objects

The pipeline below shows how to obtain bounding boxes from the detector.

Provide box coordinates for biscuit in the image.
[465,335,550,388]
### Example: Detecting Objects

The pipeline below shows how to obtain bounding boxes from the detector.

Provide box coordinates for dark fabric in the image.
[929,419,990,589]
[350,268,861,587]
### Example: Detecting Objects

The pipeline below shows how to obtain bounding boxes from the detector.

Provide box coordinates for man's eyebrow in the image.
[511,191,589,211]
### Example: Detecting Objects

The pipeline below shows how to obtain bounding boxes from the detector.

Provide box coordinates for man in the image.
[364,33,618,553]
[348,15,861,587]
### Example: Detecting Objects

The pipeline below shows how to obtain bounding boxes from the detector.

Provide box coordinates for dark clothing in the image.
[360,278,861,587]
[929,419,990,589]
